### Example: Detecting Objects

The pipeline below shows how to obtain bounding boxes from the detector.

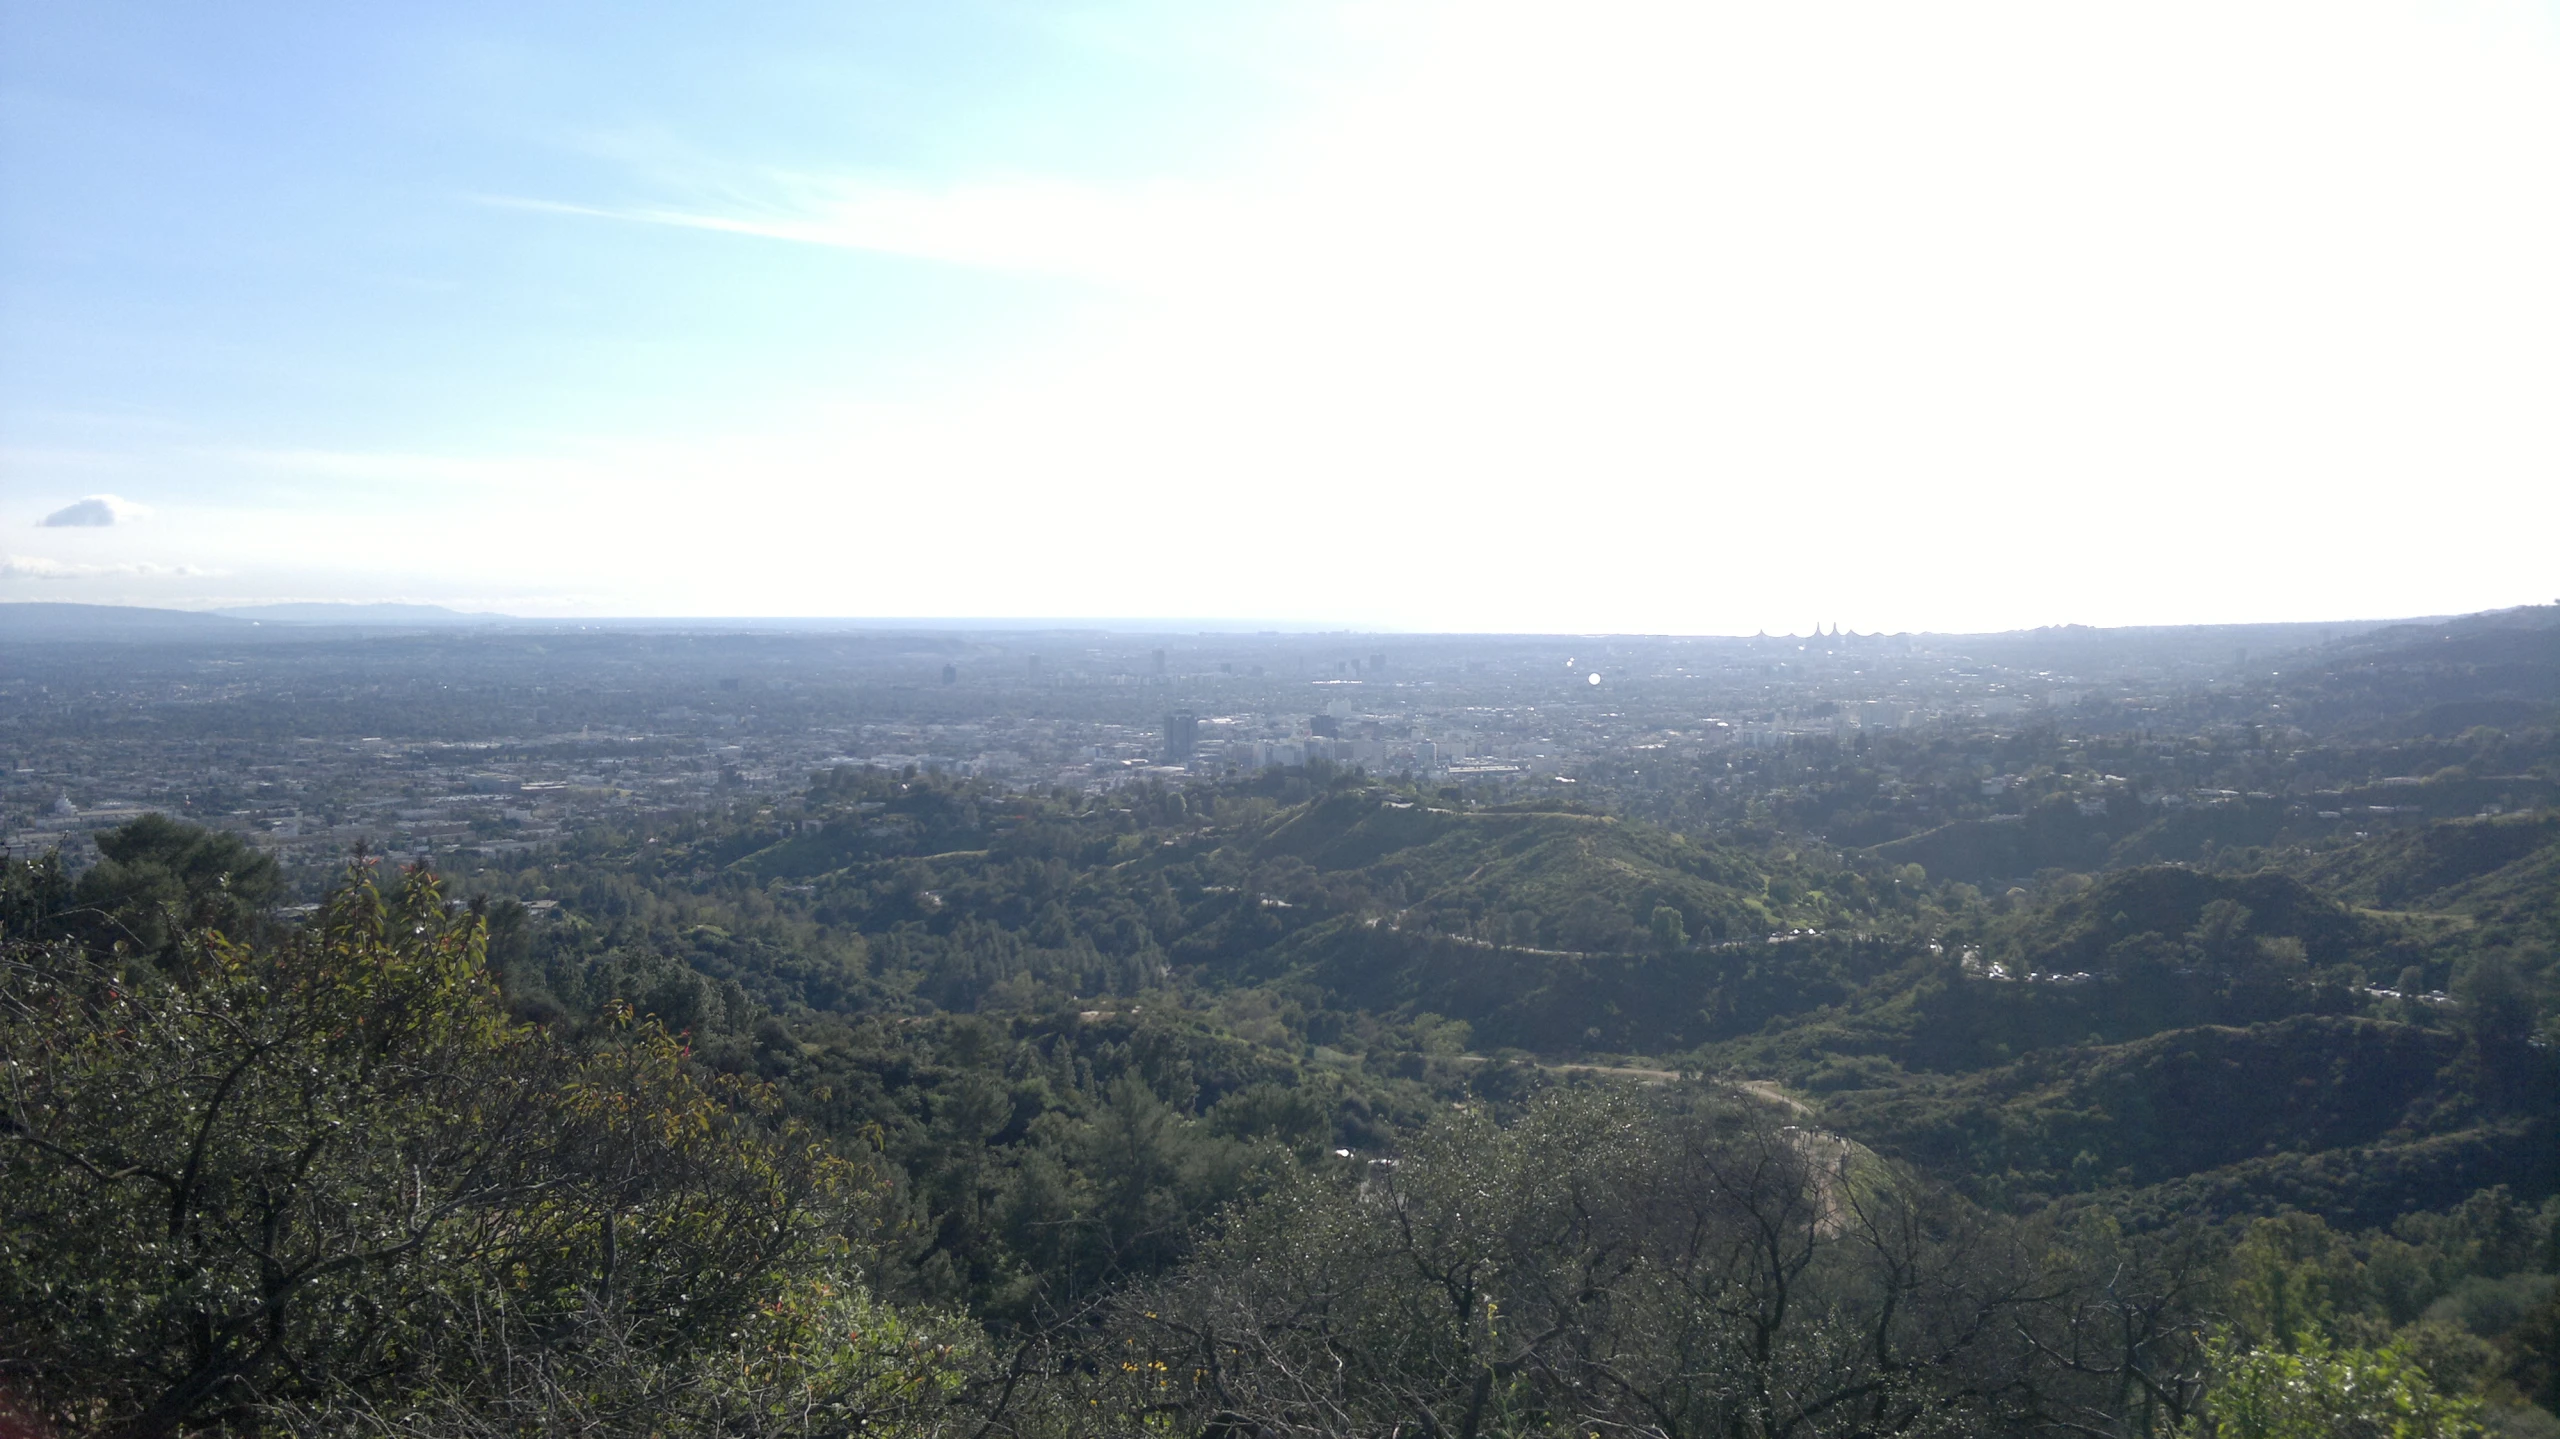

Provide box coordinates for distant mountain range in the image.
[0,603,259,640]
[0,601,513,642]
[211,603,513,626]
[0,604,1326,639]
[0,599,2535,647]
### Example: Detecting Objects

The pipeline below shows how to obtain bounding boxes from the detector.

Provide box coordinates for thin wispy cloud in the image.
[481,178,1211,287]
[1,554,207,580]
[230,447,590,488]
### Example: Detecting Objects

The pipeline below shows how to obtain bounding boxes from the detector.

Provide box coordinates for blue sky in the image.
[3,4,1314,468]
[5,0,2558,630]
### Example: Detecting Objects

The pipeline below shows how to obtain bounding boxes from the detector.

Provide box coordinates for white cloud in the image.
[39,494,151,528]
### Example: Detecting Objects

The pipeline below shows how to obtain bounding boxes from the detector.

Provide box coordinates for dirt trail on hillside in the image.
[1455,1059,1825,1100]
[1456,1055,1683,1083]
[1738,1079,1812,1114]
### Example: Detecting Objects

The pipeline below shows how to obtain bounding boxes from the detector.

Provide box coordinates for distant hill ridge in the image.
[0,602,254,640]
[210,602,511,625]
[0,601,513,642]
[4,599,2550,643]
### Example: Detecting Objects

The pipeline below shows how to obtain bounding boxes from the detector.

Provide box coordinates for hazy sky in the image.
[4,0,2556,632]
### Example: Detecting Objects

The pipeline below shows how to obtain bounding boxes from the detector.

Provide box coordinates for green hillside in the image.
[11,685,2558,1434]
[2302,810,2560,914]
[1239,789,1785,946]
[1817,1014,2558,1217]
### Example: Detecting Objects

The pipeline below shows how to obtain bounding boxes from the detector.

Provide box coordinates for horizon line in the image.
[5,597,2545,641]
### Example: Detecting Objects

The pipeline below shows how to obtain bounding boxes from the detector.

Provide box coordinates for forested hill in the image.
[515,768,1913,1053]
[320,753,2553,1238]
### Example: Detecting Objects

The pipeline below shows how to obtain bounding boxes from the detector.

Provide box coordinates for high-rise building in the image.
[941,663,958,685]
[1152,648,1167,676]
[1162,710,1199,764]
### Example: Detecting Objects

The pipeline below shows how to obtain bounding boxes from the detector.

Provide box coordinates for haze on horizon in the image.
[4,0,2556,635]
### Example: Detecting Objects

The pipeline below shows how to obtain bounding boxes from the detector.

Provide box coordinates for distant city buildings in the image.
[5,620,2409,881]
[1161,711,1198,765]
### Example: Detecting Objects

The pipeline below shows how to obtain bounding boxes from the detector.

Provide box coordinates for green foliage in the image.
[1822,1016,2482,1211]
[7,760,2545,1436]
[0,813,282,959]
[0,847,74,940]
[1650,902,1688,948]
[2306,813,2560,910]
[1077,1086,2207,1439]
[2003,867,2388,979]
[2196,1330,2485,1439]
[0,862,919,1438]
[264,1273,985,1439]
[764,1005,1377,1326]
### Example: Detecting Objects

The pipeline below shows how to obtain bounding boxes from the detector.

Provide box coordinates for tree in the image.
[261,1271,987,1439]
[72,814,284,959]
[2453,956,2541,1111]
[0,863,873,1437]
[2193,1331,2484,1439]
[2,815,282,961]
[2190,900,2254,969]
[1089,1088,2073,1439]
[1653,904,1690,950]
[0,848,74,941]
[2020,1215,2220,1438]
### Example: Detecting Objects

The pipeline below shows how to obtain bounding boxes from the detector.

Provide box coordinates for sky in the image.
[3,0,2556,634]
